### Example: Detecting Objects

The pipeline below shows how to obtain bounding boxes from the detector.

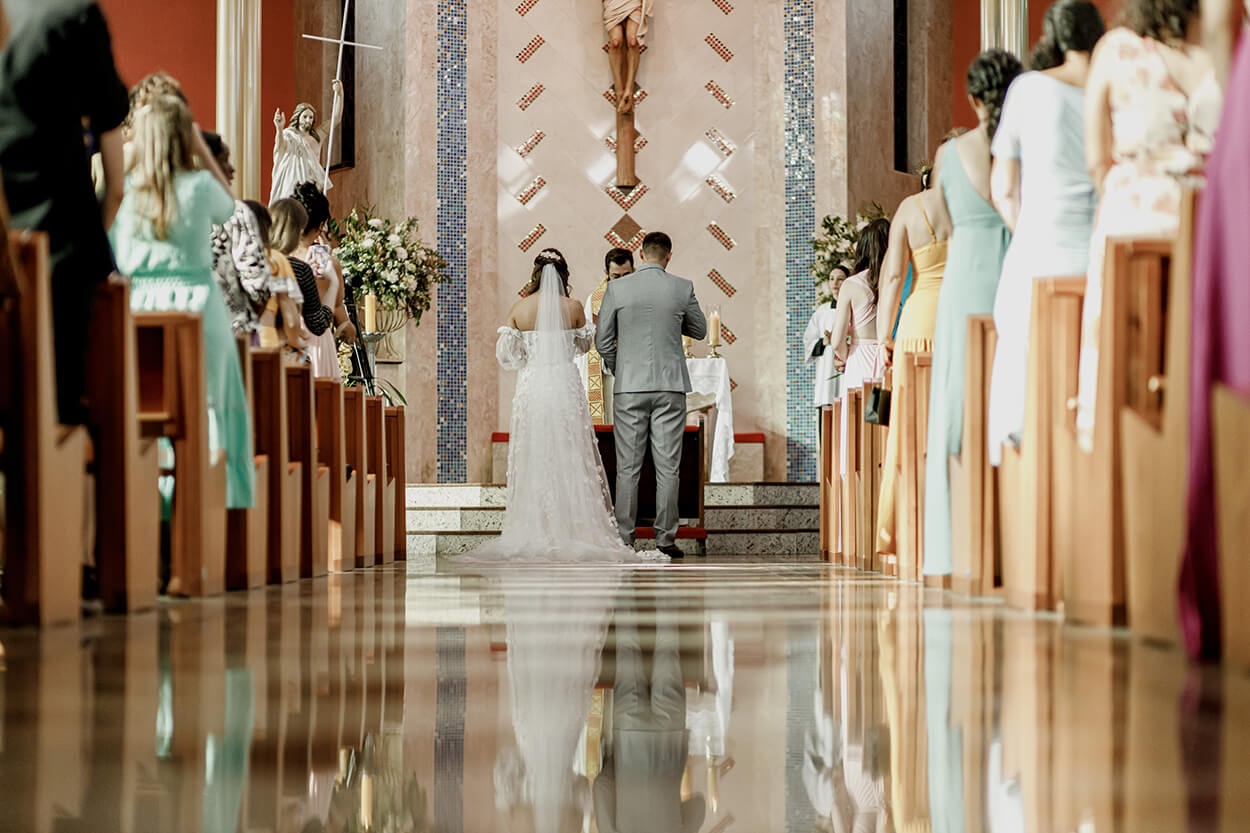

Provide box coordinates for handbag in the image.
[864,382,891,425]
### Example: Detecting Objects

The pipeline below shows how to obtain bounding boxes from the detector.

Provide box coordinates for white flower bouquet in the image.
[332,207,448,324]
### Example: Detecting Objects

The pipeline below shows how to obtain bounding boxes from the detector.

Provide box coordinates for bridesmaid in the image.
[874,128,965,558]
[109,95,255,516]
[1182,0,1249,661]
[923,50,1022,580]
[986,0,1104,465]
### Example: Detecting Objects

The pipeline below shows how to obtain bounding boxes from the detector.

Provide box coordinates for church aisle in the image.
[0,559,1244,832]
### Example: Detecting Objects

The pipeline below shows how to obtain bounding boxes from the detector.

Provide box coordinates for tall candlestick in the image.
[364,293,378,333]
[708,310,721,346]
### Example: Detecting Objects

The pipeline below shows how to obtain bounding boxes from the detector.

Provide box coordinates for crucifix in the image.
[301,0,383,190]
[605,1,654,189]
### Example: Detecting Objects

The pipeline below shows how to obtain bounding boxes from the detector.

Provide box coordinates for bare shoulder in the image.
[565,296,587,327]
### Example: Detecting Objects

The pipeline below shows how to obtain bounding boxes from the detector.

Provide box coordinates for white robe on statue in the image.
[602,0,654,42]
[270,127,330,204]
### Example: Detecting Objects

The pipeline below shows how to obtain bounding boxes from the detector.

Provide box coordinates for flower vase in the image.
[375,308,409,363]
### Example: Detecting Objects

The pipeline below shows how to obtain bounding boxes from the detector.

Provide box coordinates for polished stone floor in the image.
[0,558,1246,833]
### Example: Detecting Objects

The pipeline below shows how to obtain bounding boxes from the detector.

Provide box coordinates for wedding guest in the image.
[92,70,185,199]
[109,94,254,516]
[204,130,273,334]
[804,263,851,420]
[828,219,890,474]
[1073,0,1219,451]
[292,181,356,378]
[986,0,1104,465]
[269,197,333,345]
[1181,0,1249,661]
[923,49,1022,581]
[874,129,965,558]
[0,0,128,424]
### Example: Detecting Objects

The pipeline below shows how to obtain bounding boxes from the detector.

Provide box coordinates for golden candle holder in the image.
[683,335,694,358]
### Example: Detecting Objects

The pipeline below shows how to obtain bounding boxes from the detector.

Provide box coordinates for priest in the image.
[582,248,635,424]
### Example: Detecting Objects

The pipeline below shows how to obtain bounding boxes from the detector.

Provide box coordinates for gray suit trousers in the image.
[613,391,685,547]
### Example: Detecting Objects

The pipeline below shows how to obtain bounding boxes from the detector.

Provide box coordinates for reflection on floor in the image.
[0,559,1246,832]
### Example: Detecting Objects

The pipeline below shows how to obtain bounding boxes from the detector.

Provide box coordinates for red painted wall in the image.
[261,0,296,201]
[97,0,217,129]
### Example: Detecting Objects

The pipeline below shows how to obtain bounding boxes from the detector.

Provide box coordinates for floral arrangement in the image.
[810,201,888,305]
[331,207,448,324]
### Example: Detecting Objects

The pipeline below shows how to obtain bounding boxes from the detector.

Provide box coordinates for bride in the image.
[460,248,657,562]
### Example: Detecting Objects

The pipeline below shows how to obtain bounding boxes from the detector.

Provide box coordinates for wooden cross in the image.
[617,110,637,190]
[301,0,383,190]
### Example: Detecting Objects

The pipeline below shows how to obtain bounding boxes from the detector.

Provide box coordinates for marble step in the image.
[408,506,505,532]
[703,505,818,532]
[406,484,506,508]
[704,530,821,557]
[703,483,819,508]
[407,530,706,557]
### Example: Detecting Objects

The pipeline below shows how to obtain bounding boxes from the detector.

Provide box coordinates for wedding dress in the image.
[459,264,647,562]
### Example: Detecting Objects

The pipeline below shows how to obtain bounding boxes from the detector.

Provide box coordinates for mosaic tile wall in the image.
[437,0,469,482]
[784,0,817,482]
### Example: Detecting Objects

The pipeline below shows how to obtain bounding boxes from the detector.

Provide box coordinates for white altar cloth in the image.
[687,357,734,482]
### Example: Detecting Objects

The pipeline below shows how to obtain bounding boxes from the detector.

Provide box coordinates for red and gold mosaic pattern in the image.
[604,182,649,211]
[517,83,545,110]
[606,214,645,252]
[707,268,737,297]
[516,177,546,205]
[705,33,734,62]
[603,87,648,108]
[705,127,736,157]
[711,0,734,13]
[515,129,545,158]
[601,42,648,54]
[605,134,648,154]
[720,323,738,344]
[730,378,738,391]
[705,173,735,203]
[518,223,547,252]
[706,221,736,250]
[515,0,539,15]
[516,35,545,63]
[705,80,734,109]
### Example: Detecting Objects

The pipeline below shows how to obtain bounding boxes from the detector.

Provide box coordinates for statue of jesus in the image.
[604,0,653,114]
[269,78,343,204]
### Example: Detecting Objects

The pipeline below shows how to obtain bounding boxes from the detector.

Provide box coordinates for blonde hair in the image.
[127,72,185,128]
[268,198,309,255]
[289,103,320,142]
[130,95,196,240]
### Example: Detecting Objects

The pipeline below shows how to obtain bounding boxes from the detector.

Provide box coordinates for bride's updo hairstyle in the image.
[523,247,570,297]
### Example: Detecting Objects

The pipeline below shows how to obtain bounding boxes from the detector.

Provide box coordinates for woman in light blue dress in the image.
[110,94,255,512]
[923,50,1022,578]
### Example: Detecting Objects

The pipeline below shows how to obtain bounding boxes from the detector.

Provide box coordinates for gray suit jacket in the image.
[595,263,707,394]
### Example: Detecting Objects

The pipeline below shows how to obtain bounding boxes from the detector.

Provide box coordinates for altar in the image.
[685,357,734,483]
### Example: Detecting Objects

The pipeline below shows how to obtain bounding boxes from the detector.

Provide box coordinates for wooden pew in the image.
[226,334,269,589]
[86,279,160,611]
[367,396,394,564]
[134,312,227,597]
[252,350,301,583]
[998,277,1085,613]
[829,401,843,564]
[287,364,329,578]
[949,316,997,596]
[0,230,89,624]
[316,379,357,573]
[344,387,377,567]
[841,387,862,568]
[820,405,835,561]
[1053,237,1172,626]
[896,352,932,582]
[385,405,407,560]
[1213,384,1250,667]
[1120,191,1197,644]
[859,373,887,574]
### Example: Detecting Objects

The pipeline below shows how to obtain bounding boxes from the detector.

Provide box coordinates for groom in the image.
[596,231,707,559]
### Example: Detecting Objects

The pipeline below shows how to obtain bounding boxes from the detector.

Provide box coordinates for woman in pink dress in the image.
[1182,0,1249,661]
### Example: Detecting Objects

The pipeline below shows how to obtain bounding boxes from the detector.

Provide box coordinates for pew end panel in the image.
[820,406,834,561]
[950,316,998,596]
[1212,383,1250,668]
[385,405,407,560]
[286,365,328,578]
[842,387,862,569]
[897,353,932,583]
[343,387,376,566]
[251,350,301,584]
[226,335,269,590]
[315,379,357,573]
[367,396,395,564]
[87,279,160,612]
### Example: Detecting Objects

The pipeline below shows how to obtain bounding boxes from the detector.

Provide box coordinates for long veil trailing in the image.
[457,264,639,562]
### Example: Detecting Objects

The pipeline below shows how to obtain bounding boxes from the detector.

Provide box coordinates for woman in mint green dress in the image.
[923,50,1021,578]
[110,94,255,510]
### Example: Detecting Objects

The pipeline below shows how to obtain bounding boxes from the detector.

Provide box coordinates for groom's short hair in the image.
[605,247,634,273]
[640,231,672,261]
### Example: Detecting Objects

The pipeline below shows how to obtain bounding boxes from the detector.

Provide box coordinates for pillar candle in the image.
[361,773,374,829]
[364,293,378,333]
[708,310,721,345]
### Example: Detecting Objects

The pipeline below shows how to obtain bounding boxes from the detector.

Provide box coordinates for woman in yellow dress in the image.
[874,131,964,563]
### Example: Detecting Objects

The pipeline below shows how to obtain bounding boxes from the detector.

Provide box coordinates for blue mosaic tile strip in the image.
[784,0,817,481]
[437,0,468,482]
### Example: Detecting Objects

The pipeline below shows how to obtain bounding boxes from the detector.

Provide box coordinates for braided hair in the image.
[967,49,1025,140]
[523,248,570,297]
[1122,0,1199,43]
[1030,0,1106,70]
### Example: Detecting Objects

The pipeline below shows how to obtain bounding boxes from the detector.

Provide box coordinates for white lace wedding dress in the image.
[458,264,649,562]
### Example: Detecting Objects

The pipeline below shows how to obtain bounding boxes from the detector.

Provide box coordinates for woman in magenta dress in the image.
[1182,0,1249,661]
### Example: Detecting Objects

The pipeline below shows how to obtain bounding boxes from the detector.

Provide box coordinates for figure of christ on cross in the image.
[604,0,653,114]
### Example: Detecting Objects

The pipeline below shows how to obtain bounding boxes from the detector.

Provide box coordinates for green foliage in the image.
[810,202,889,305]
[330,207,449,321]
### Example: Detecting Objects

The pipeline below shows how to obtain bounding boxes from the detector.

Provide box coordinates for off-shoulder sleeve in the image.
[496,327,527,370]
[572,322,595,356]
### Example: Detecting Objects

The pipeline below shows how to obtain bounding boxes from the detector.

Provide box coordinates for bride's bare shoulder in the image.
[565,296,587,328]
